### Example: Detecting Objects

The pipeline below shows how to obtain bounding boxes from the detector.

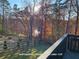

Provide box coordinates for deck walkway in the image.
[63,50,79,59]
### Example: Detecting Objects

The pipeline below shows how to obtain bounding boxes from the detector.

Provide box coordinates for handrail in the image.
[37,34,68,59]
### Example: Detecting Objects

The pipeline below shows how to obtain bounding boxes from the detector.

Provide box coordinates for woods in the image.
[0,0,79,42]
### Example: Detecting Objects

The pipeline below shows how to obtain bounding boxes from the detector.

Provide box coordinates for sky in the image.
[7,0,76,20]
[8,0,67,9]
[8,0,41,10]
[8,0,24,9]
[7,0,67,18]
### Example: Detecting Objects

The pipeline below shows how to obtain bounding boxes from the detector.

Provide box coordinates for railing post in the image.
[66,35,69,51]
[78,39,79,51]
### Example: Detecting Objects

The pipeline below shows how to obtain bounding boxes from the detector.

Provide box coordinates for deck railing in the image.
[37,34,68,59]
[67,35,79,52]
[37,34,79,59]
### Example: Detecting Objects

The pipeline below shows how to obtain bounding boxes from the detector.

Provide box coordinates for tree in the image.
[0,0,10,34]
[40,0,69,40]
[13,4,19,12]
[74,0,79,35]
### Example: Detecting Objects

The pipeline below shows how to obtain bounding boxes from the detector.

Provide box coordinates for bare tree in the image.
[0,0,10,34]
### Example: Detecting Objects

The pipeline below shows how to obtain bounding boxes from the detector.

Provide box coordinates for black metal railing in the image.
[37,34,79,59]
[37,34,68,59]
[67,35,79,52]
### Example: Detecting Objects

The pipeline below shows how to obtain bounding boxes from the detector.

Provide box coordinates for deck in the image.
[37,34,79,59]
[63,50,79,59]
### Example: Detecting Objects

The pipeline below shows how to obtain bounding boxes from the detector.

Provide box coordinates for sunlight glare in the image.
[34,5,41,13]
